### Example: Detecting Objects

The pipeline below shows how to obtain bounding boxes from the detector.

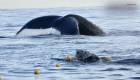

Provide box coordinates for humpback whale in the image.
[16,14,105,37]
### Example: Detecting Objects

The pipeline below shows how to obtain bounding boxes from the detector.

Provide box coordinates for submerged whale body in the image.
[16,14,105,37]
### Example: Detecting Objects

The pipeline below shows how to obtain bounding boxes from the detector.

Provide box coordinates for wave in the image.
[108,30,140,36]
[0,36,7,38]
[115,59,140,65]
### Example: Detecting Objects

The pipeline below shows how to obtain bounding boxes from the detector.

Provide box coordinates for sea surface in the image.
[0,7,140,80]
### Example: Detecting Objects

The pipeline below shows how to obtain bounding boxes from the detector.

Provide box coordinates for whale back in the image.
[65,14,105,36]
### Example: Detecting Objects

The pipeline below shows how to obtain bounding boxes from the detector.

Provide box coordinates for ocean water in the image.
[0,7,140,80]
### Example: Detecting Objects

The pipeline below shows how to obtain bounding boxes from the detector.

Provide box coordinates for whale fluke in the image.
[16,14,105,37]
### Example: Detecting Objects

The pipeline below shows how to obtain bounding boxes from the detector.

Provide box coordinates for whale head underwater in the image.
[16,14,105,37]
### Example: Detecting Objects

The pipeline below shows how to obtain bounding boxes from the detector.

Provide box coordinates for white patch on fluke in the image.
[16,27,61,37]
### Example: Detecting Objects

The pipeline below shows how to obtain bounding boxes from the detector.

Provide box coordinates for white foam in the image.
[16,27,61,37]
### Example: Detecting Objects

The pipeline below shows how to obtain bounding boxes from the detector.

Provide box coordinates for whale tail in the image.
[65,14,105,36]
[16,14,105,37]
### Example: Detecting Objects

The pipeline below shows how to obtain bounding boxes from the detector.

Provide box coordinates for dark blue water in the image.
[0,7,140,80]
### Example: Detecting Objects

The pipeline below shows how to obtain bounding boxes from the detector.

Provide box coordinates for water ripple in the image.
[115,59,140,65]
[101,67,132,71]
[130,77,140,79]
[109,30,140,36]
